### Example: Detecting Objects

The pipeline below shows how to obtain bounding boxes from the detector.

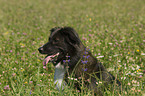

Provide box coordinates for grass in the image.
[0,0,145,95]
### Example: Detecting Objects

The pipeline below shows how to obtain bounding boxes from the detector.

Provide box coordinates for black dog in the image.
[38,27,121,95]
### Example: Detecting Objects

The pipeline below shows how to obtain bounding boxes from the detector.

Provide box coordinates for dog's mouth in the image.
[43,53,59,69]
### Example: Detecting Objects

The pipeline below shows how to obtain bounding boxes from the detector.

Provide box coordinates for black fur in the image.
[38,27,121,95]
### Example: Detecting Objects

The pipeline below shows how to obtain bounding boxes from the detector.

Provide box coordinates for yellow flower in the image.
[24,81,28,84]
[128,52,130,54]
[89,18,91,21]
[137,49,139,52]
[137,70,139,72]
[3,31,9,35]
[37,59,40,62]
[20,43,25,47]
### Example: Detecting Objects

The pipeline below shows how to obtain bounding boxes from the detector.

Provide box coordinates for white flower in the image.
[132,67,135,70]
[121,77,126,80]
[97,56,104,58]
[108,43,113,45]
[131,73,136,76]
[136,65,140,70]
[141,53,145,55]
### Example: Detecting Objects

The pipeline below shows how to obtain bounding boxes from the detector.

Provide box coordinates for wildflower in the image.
[82,68,88,71]
[24,81,28,84]
[3,32,9,36]
[139,75,142,78]
[132,67,135,70]
[120,41,123,43]
[32,52,35,55]
[136,65,140,70]
[81,60,88,64]
[132,80,137,83]
[37,59,40,62]
[82,37,87,41]
[23,33,27,35]
[20,43,25,47]
[29,81,33,84]
[63,60,66,63]
[43,66,46,69]
[89,18,91,21]
[84,51,88,54]
[108,43,113,45]
[67,59,70,62]
[4,85,10,90]
[96,82,98,84]
[99,81,102,84]
[89,34,92,37]
[12,73,16,76]
[88,29,92,32]
[66,56,70,58]
[97,56,104,58]
[118,60,121,62]
[133,84,139,86]
[128,52,130,54]
[141,53,145,55]
[121,77,126,80]
[15,61,18,64]
[128,83,131,85]
[131,73,136,76]
[137,72,143,75]
[37,84,40,86]
[86,55,90,58]
[10,50,12,52]
[131,87,135,91]
[30,90,32,95]
[136,49,139,52]
[138,69,141,71]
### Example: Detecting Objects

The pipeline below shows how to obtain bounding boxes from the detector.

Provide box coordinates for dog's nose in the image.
[38,47,43,53]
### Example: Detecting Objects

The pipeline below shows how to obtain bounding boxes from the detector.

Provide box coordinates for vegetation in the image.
[0,0,145,95]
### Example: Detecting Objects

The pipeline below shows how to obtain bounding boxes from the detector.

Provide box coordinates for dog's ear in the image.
[61,27,80,46]
[50,27,61,34]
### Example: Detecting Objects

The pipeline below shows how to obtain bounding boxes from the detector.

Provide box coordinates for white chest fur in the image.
[54,63,65,90]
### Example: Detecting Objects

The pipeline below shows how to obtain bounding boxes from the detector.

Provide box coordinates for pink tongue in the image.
[43,53,59,69]
[43,56,51,68]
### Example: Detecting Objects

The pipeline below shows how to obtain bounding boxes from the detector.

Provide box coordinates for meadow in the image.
[0,0,145,95]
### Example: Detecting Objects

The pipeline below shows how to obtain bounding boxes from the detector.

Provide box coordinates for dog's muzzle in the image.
[38,47,44,53]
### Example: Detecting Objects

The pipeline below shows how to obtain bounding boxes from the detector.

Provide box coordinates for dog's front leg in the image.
[54,62,66,90]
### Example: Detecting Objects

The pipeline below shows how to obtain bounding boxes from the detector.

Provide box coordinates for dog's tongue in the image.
[43,53,59,69]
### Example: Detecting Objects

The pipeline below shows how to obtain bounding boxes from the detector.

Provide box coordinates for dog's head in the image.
[38,27,81,66]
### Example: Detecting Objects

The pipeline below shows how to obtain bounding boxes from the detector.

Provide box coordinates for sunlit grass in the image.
[0,0,145,95]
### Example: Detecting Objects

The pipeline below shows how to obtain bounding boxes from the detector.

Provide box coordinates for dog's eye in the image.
[54,39,59,43]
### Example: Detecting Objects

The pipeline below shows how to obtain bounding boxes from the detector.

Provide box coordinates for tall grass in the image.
[0,0,145,95]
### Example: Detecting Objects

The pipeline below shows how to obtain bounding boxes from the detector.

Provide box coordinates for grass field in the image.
[0,0,145,95]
